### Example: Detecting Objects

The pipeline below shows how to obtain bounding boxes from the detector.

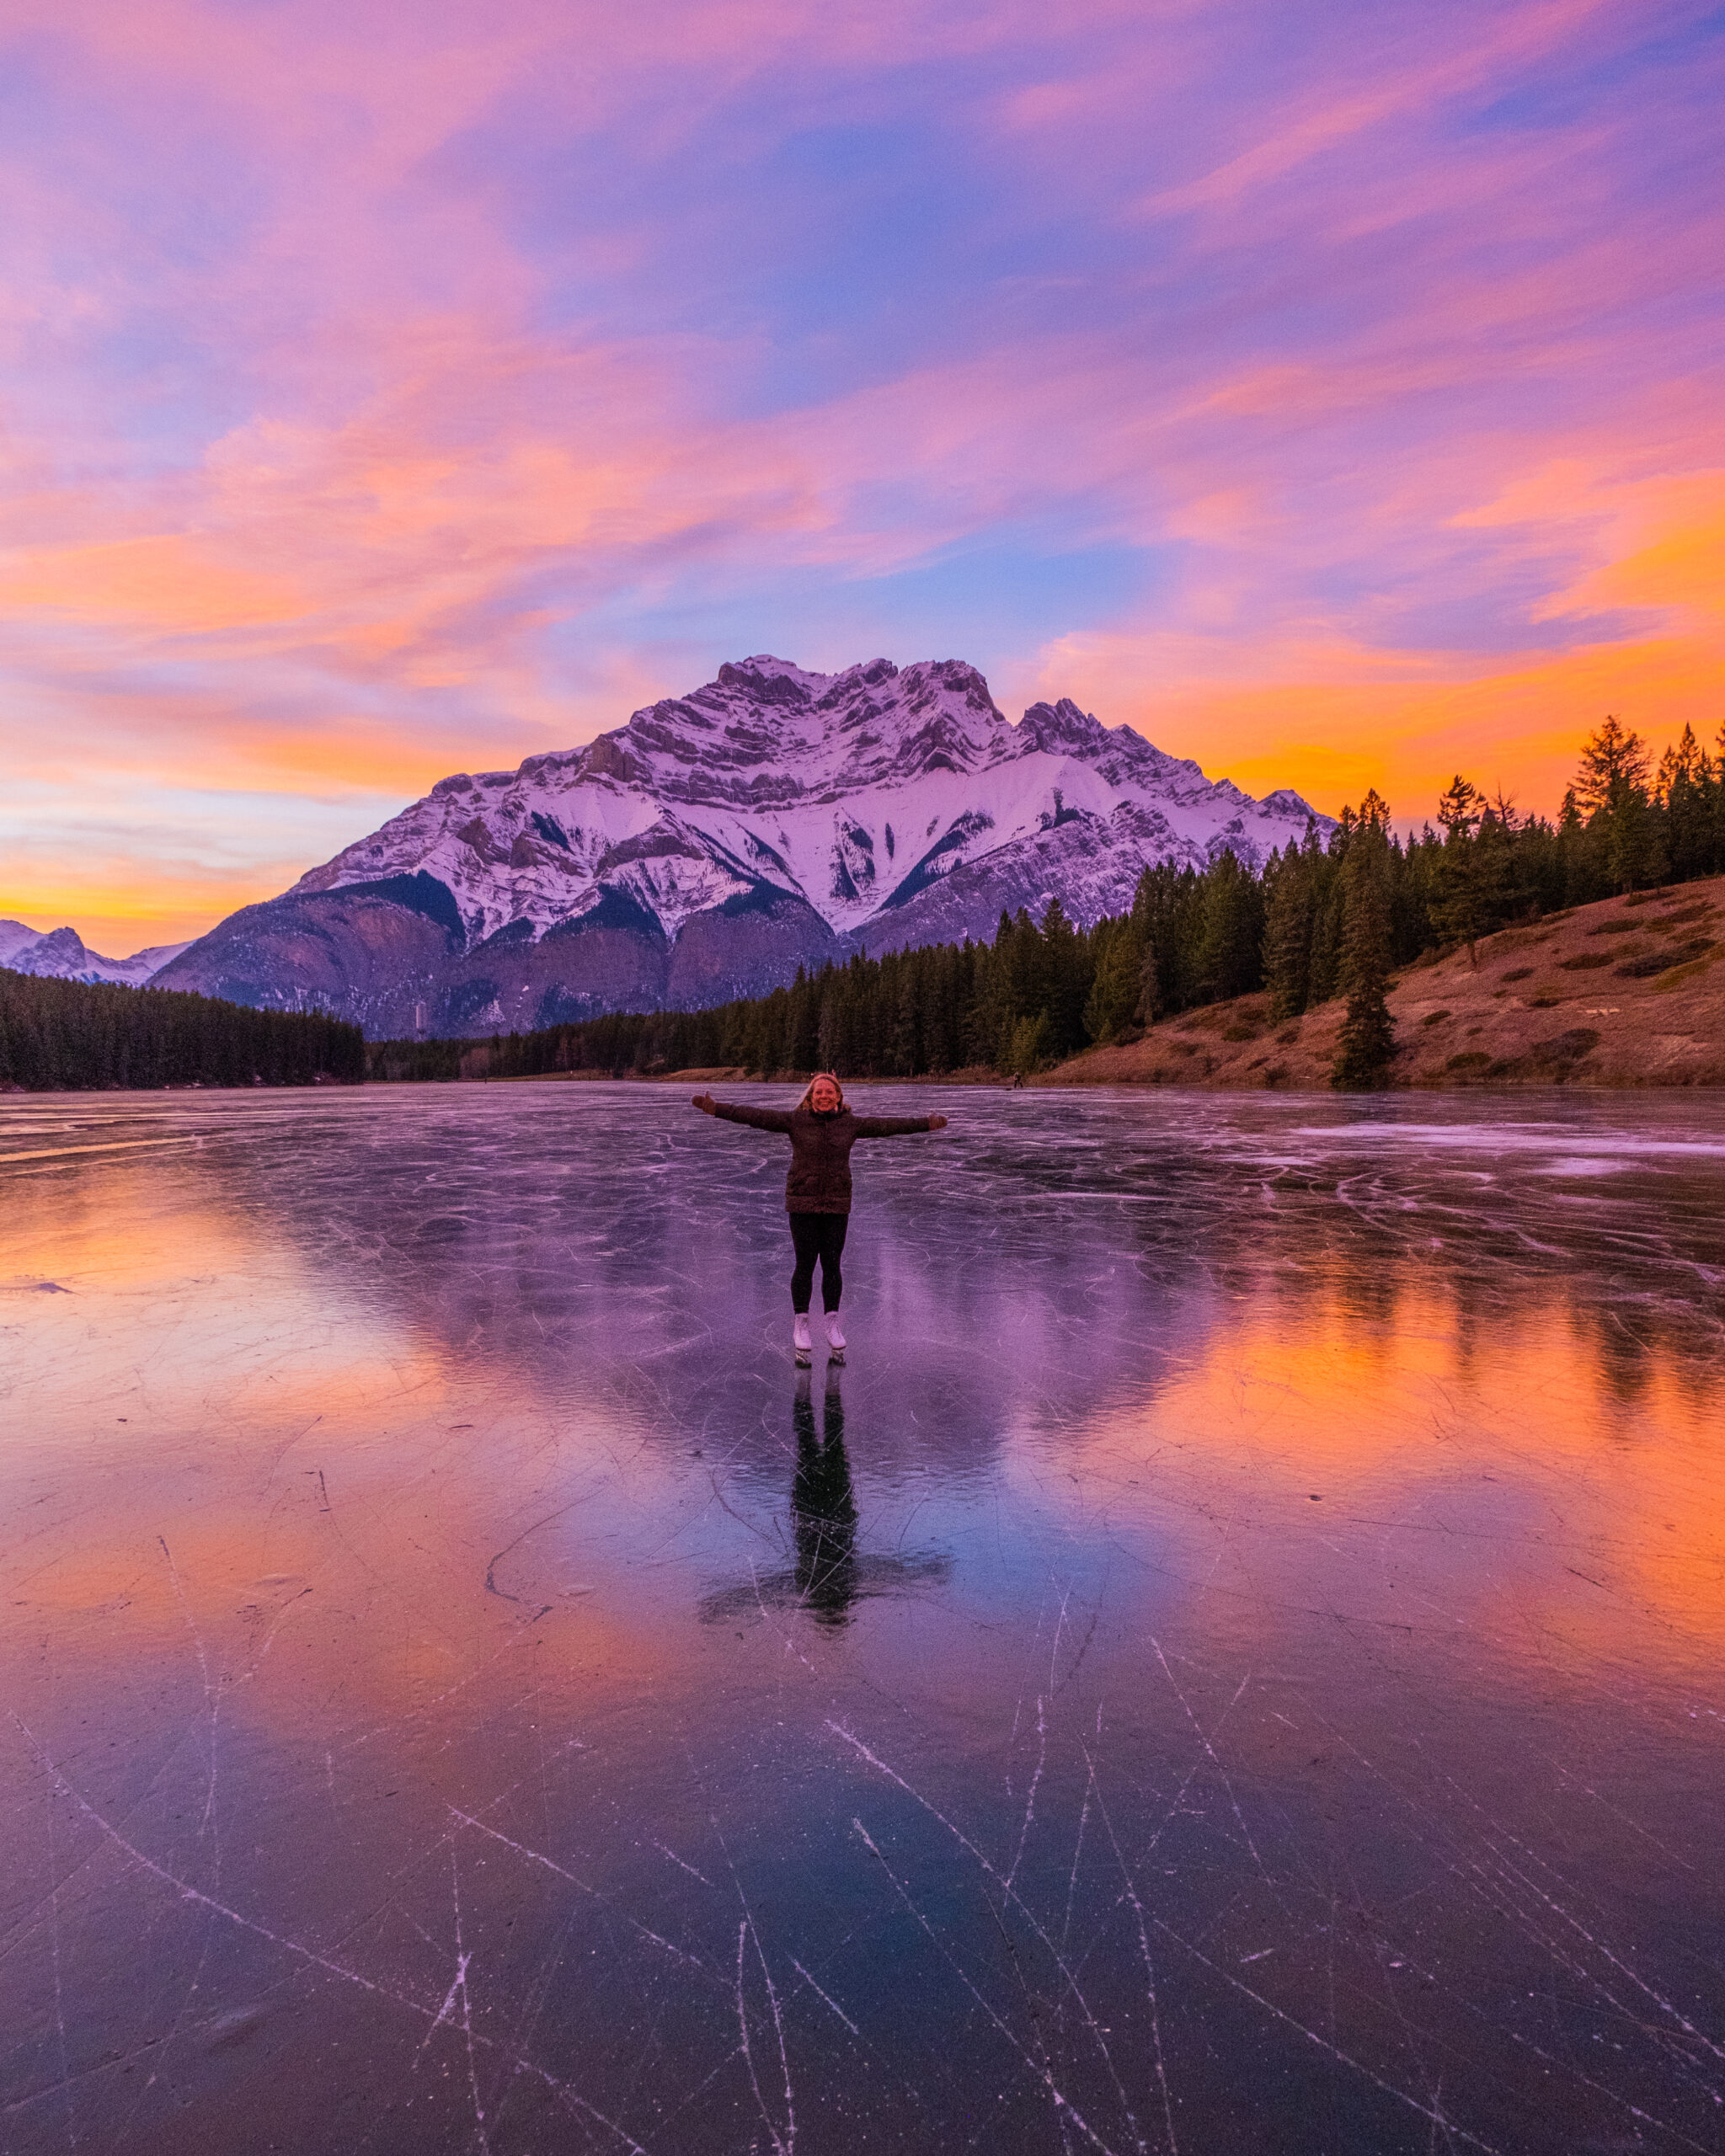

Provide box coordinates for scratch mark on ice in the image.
[791,1958,858,2037]
[653,1839,713,1886]
[1004,1695,1045,1896]
[451,1854,491,2156]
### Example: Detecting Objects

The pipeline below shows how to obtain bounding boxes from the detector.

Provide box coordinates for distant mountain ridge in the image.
[156,654,1329,1037]
[0,921,190,986]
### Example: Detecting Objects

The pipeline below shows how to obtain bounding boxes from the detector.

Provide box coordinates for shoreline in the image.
[9,1068,1725,1097]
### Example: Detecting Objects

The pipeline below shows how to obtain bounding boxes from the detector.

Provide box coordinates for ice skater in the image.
[692,1072,948,1363]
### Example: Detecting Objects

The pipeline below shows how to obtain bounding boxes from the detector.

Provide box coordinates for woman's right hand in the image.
[692,1092,717,1114]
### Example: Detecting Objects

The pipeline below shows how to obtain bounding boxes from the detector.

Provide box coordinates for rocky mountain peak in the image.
[26,926,90,969]
[581,652,1020,808]
[1018,698,1110,756]
[0,921,189,985]
[713,654,834,702]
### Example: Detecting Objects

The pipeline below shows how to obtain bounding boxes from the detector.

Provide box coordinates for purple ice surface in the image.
[3,1082,1722,2153]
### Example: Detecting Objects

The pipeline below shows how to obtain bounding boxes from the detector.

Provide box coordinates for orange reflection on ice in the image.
[1053,1262,1725,1670]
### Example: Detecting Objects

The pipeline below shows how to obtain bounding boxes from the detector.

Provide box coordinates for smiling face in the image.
[809,1076,841,1113]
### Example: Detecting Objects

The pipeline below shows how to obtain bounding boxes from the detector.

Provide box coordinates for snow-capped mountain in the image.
[0,921,190,985]
[156,655,1328,1037]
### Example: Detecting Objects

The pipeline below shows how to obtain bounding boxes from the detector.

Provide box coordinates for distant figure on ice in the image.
[692,1072,947,1363]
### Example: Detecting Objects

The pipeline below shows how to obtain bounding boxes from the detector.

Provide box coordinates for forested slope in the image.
[1053,874,1725,1090]
[0,970,365,1091]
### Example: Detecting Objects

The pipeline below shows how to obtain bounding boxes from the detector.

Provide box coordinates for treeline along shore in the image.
[0,971,365,1091]
[371,717,1725,1091]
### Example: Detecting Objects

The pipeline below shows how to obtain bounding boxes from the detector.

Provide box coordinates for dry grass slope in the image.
[1047,873,1725,1091]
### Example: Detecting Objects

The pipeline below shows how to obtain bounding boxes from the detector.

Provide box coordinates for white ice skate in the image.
[824,1310,846,1361]
[793,1311,813,1366]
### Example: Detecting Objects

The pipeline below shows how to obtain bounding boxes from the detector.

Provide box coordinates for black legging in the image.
[789,1212,849,1313]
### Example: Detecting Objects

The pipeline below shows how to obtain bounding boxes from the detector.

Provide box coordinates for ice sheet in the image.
[3,1084,1722,2153]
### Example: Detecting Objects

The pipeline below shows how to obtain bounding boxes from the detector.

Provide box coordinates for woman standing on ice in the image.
[692,1074,948,1364]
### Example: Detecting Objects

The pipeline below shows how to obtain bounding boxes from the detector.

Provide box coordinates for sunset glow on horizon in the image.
[3,0,1722,951]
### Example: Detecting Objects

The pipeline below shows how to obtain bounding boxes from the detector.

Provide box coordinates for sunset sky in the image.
[3,0,1722,952]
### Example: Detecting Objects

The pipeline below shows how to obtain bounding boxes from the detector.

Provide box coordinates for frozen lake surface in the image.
[3,1083,1723,2154]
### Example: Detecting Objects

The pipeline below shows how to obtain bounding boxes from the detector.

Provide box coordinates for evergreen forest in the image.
[0,971,366,1091]
[371,715,1725,1092]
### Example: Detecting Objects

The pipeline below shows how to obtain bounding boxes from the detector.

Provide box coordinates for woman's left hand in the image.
[928,1113,948,1129]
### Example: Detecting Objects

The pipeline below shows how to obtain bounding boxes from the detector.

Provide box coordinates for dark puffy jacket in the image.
[712,1101,937,1213]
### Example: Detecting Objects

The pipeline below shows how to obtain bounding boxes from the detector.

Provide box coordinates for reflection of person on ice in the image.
[692,1072,948,1364]
[793,1362,857,1625]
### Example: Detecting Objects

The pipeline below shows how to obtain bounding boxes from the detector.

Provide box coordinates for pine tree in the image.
[1194,851,1264,1003]
[1574,715,1662,892]
[1657,723,1716,882]
[1431,827,1485,963]
[1435,774,1483,841]
[823,983,849,1073]
[1386,825,1431,963]
[1331,825,1397,1090]
[1082,919,1146,1043]
[1473,800,1519,927]
[786,966,820,1071]
[1131,862,1204,1015]
[1006,1011,1051,1077]
[1556,785,1602,906]
[887,960,922,1075]
[1307,825,1348,1004]
[1039,899,1092,1055]
[1574,715,1650,814]
[1262,838,1315,1020]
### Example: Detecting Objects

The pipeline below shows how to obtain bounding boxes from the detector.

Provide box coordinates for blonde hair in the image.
[798,1071,846,1109]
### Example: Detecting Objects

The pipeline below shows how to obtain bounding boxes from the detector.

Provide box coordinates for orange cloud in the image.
[1023,629,1725,827]
[1020,463,1725,823]
[0,536,304,632]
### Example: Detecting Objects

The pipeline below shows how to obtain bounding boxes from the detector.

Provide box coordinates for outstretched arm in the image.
[851,1112,948,1137]
[692,1093,795,1134]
